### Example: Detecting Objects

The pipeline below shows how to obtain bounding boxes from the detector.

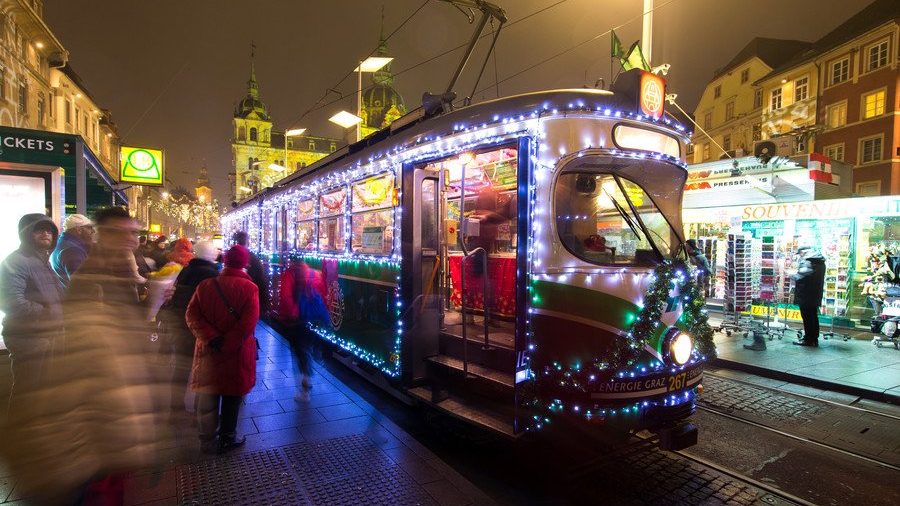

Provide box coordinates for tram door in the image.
[405,167,442,382]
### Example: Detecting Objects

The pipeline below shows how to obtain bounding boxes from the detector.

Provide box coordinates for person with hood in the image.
[186,245,259,454]
[149,236,170,270]
[161,240,219,414]
[0,213,65,415]
[233,231,269,317]
[792,246,826,347]
[50,213,94,286]
[167,237,195,267]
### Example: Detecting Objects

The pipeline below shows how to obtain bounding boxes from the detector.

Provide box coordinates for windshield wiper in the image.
[602,187,641,238]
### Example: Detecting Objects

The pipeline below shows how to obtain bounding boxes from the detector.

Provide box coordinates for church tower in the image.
[360,19,407,139]
[230,44,340,201]
[232,44,275,200]
[195,160,212,203]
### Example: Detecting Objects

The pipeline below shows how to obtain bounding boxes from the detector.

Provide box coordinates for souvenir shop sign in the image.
[743,304,802,322]
[741,201,855,220]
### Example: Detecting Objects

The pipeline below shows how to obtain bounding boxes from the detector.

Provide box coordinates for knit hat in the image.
[193,240,218,262]
[223,245,250,269]
[63,214,94,231]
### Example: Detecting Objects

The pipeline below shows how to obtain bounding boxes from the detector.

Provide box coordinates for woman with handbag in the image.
[186,245,259,454]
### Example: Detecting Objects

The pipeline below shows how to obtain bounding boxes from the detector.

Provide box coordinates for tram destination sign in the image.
[120,146,165,186]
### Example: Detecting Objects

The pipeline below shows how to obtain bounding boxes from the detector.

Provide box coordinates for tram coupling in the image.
[653,422,698,451]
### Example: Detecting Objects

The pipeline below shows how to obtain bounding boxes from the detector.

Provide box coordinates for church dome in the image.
[234,55,270,120]
[362,84,405,129]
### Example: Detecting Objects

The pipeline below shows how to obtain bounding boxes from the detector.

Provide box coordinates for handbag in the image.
[213,279,260,359]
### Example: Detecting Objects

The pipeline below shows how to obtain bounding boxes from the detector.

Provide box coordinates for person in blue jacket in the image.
[50,214,94,286]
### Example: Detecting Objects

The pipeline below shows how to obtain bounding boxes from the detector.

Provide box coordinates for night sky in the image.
[44,0,873,206]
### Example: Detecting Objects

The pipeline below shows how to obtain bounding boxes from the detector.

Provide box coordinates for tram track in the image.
[698,370,900,471]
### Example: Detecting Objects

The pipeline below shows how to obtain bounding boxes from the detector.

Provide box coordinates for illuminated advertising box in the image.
[120,146,164,185]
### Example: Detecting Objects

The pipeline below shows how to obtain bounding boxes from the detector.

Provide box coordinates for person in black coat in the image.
[233,231,269,317]
[792,247,826,347]
[160,240,220,413]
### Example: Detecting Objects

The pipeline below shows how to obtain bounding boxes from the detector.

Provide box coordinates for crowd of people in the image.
[0,207,323,505]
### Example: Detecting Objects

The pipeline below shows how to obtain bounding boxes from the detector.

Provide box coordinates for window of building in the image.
[17,80,26,115]
[296,161,303,171]
[859,135,883,164]
[826,101,847,128]
[36,92,44,125]
[237,126,246,141]
[287,140,293,148]
[770,88,782,110]
[725,101,734,121]
[794,76,808,102]
[686,143,694,156]
[330,143,337,152]
[740,69,749,84]
[308,140,316,150]
[824,143,844,162]
[753,88,762,109]
[723,134,731,152]
[702,143,710,161]
[249,127,257,142]
[0,67,5,100]
[862,89,885,119]
[65,99,72,124]
[703,112,711,130]
[751,123,761,142]
[856,181,881,196]
[48,89,54,117]
[867,39,888,72]
[830,57,849,86]
[713,85,721,99]
[75,107,80,128]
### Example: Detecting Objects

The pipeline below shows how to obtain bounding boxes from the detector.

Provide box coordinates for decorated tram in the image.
[222,69,714,450]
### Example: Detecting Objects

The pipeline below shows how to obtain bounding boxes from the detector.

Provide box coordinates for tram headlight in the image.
[665,330,693,366]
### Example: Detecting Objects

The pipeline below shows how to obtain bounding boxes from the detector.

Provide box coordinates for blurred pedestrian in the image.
[160,240,219,415]
[168,237,195,267]
[792,246,826,347]
[0,213,64,417]
[280,260,329,401]
[233,231,269,317]
[186,245,259,454]
[50,213,94,286]
[0,207,167,505]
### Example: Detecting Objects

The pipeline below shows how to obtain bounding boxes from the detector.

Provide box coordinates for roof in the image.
[758,0,900,81]
[713,38,812,80]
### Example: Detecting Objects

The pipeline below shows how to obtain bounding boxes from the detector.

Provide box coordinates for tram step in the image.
[407,386,516,438]
[438,333,516,373]
[426,354,514,389]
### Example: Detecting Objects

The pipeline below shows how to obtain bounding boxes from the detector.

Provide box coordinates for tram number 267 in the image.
[667,373,687,392]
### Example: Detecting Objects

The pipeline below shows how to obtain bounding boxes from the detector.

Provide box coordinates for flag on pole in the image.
[611,30,624,59]
[621,41,651,72]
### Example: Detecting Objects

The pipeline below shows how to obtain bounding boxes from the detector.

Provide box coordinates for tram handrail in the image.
[459,247,489,378]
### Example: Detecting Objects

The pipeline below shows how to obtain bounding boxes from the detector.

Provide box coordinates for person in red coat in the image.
[186,245,259,454]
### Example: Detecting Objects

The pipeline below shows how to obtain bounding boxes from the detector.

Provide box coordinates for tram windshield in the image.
[555,173,680,265]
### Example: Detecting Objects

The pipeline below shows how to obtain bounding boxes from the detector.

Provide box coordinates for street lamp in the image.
[283,127,306,172]
[329,56,393,141]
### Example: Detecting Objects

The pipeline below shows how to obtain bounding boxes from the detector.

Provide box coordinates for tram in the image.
[222,69,713,450]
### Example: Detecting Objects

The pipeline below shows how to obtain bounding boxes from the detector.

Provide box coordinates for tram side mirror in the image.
[575,175,597,194]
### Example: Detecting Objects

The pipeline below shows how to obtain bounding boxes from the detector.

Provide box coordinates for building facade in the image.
[814,1,899,196]
[691,38,812,163]
[231,57,338,202]
[359,31,406,139]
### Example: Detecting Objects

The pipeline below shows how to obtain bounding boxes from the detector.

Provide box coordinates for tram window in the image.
[350,173,395,256]
[422,179,437,250]
[351,209,394,255]
[318,217,345,252]
[427,147,518,255]
[555,173,676,265]
[296,220,316,251]
[262,208,273,252]
[319,187,346,253]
